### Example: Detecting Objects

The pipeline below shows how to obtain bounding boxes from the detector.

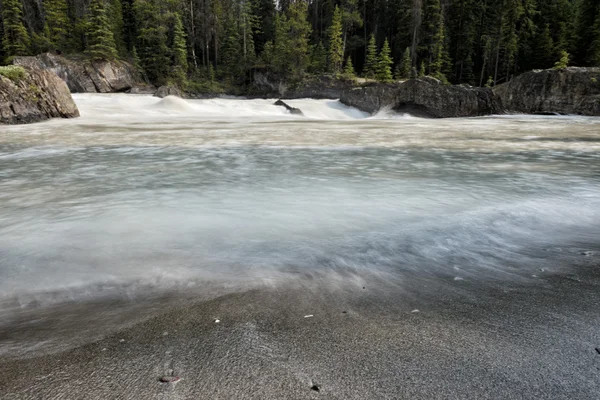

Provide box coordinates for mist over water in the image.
[1,94,600,308]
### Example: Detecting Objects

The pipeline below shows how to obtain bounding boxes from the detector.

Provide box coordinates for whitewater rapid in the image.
[0,94,599,308]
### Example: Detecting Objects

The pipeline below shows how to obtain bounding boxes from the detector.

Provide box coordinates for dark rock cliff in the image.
[13,53,139,94]
[494,67,600,116]
[340,77,502,118]
[0,66,79,124]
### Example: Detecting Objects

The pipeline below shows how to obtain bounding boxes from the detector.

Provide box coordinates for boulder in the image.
[0,66,79,124]
[494,67,600,116]
[340,77,501,117]
[13,53,138,93]
[155,86,184,98]
[274,99,303,115]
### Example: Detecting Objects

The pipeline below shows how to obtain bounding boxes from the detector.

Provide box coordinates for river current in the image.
[1,94,599,308]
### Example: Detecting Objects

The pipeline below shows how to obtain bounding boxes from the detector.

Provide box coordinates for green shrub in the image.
[0,65,26,81]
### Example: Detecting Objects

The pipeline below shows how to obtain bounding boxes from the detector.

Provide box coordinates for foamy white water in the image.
[0,94,599,307]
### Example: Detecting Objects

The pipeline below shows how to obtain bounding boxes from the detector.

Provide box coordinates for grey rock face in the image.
[13,53,138,93]
[0,66,80,124]
[340,78,501,117]
[494,67,600,116]
[155,86,184,98]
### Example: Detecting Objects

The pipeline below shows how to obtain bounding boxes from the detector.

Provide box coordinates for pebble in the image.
[119,339,125,343]
[304,315,314,318]
[159,376,181,383]
[214,319,220,323]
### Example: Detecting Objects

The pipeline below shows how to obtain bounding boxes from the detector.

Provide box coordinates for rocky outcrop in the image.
[0,66,79,124]
[155,85,184,98]
[340,77,502,117]
[13,53,138,93]
[274,99,303,115]
[494,67,600,116]
[251,72,356,99]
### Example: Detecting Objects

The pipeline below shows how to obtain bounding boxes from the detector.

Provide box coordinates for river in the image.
[1,94,599,307]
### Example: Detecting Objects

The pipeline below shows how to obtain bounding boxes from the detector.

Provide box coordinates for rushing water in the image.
[1,94,600,309]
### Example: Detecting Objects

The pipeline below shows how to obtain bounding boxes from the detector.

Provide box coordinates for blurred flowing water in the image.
[1,94,599,311]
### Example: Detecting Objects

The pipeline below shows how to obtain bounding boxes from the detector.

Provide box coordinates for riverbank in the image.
[1,259,599,399]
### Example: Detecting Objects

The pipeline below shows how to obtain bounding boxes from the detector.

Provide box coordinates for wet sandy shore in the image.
[1,263,600,400]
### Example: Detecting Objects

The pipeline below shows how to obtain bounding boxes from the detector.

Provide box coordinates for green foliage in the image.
[419,61,425,77]
[553,50,569,69]
[309,42,327,73]
[43,0,70,51]
[328,6,343,74]
[342,56,355,78]
[376,38,393,83]
[1,0,30,61]
[485,76,494,88]
[85,0,119,60]
[394,47,411,80]
[170,13,188,86]
[133,0,169,84]
[0,64,25,80]
[363,34,377,78]
[533,24,555,69]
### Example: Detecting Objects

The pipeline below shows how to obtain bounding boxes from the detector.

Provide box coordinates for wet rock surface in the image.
[0,66,79,124]
[13,53,138,94]
[494,67,600,116]
[340,78,501,117]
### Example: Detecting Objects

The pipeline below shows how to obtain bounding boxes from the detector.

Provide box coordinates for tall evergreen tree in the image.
[376,38,393,82]
[394,47,411,79]
[363,34,377,78]
[171,13,188,85]
[43,0,70,51]
[1,0,30,61]
[343,55,355,78]
[85,0,119,60]
[134,0,169,84]
[328,6,344,74]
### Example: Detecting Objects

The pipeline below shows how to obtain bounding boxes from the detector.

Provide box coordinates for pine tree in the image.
[310,41,327,73]
[419,61,425,77]
[590,9,600,66]
[533,23,555,69]
[85,0,119,60]
[376,38,393,82]
[394,47,411,80]
[171,13,187,86]
[109,0,126,56]
[221,14,241,79]
[343,55,355,78]
[285,0,311,79]
[363,34,377,78]
[133,0,169,84]
[328,5,344,74]
[1,0,30,61]
[553,50,569,69]
[43,0,70,51]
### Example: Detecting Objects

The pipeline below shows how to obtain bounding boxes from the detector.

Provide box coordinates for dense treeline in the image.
[1,0,599,88]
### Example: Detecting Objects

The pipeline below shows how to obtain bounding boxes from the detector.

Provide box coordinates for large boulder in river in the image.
[155,85,184,98]
[494,67,600,116]
[274,99,303,115]
[340,77,501,117]
[13,53,138,93]
[0,65,79,124]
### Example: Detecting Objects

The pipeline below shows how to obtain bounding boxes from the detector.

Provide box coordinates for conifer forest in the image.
[1,0,599,88]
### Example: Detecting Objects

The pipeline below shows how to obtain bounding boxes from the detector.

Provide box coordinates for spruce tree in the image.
[1,0,30,61]
[376,38,393,82]
[590,9,600,66]
[133,0,169,84]
[533,23,554,69]
[221,15,241,79]
[310,42,327,73]
[363,34,377,78]
[43,0,70,51]
[85,0,119,60]
[553,50,569,69]
[171,13,187,86]
[285,0,311,79]
[328,5,343,74]
[343,55,355,78]
[394,47,411,80]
